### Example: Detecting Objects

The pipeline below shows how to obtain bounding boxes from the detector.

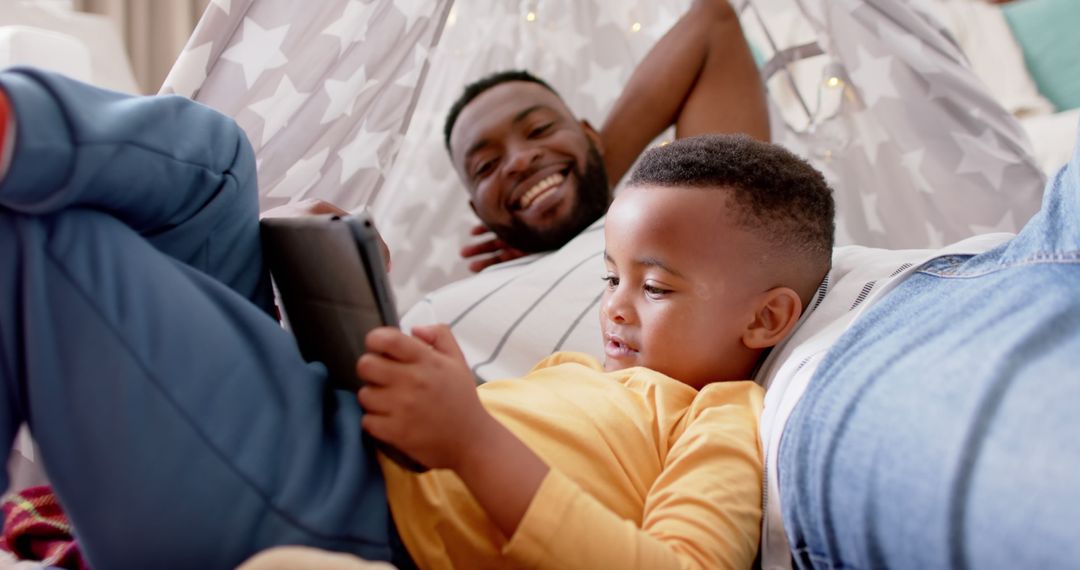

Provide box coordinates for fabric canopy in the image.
[162,0,1045,310]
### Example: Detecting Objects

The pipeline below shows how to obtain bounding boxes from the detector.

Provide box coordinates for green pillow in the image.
[1002,0,1080,111]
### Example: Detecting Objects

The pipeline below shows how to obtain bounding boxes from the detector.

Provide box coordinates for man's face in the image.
[449,81,609,253]
[599,184,770,389]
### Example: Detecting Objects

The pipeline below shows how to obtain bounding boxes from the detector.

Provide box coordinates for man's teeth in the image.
[519,173,564,209]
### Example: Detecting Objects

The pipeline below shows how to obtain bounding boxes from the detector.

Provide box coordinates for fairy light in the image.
[631,22,642,32]
[825,76,844,89]
[526,11,537,22]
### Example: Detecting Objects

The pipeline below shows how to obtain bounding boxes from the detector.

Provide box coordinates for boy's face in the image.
[449,81,610,252]
[600,184,768,388]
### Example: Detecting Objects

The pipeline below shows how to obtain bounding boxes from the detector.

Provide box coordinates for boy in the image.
[0,69,831,568]
[353,134,834,569]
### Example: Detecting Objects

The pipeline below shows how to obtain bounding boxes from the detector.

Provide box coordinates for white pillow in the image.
[0,25,92,83]
[929,0,1054,117]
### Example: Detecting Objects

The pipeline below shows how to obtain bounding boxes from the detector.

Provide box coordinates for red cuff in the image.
[0,87,10,180]
[0,87,9,151]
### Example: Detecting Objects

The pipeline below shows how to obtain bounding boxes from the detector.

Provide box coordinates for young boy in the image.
[0,69,832,568]
[344,134,835,569]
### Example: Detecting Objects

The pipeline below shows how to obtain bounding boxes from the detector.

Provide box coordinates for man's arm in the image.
[600,0,768,187]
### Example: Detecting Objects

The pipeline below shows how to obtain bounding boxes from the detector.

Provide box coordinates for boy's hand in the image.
[361,325,550,539]
[356,325,493,470]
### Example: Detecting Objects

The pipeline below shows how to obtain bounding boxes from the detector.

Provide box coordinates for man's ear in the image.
[580,119,605,155]
[742,287,803,350]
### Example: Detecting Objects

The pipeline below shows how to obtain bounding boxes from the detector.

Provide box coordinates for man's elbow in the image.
[691,0,737,22]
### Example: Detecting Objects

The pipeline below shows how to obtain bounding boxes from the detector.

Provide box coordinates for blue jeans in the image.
[0,68,400,568]
[780,128,1080,567]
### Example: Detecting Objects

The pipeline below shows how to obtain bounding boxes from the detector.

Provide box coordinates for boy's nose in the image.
[602,290,634,325]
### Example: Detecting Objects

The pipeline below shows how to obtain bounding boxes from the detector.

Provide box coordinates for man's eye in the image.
[473,159,496,179]
[601,274,619,289]
[528,123,553,138]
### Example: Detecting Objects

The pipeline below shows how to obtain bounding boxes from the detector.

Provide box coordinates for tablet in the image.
[260,212,397,392]
[261,213,428,472]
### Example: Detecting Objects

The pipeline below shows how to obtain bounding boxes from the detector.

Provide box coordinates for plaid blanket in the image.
[0,486,87,569]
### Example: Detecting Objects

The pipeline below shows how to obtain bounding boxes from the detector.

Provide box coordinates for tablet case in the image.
[260,213,427,472]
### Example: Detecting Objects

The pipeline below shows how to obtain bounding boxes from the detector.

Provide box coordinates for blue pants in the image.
[781,126,1080,567]
[0,68,397,568]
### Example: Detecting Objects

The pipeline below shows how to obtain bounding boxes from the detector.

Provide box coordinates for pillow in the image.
[929,0,1054,117]
[1002,0,1080,111]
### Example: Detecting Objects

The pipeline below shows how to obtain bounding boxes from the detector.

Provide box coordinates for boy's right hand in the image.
[356,325,495,471]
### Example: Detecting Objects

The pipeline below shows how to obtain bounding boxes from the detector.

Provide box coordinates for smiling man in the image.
[446,75,611,254]
[443,0,769,271]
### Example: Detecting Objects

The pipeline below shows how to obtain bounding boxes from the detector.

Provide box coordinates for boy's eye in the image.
[644,283,670,298]
[601,274,619,289]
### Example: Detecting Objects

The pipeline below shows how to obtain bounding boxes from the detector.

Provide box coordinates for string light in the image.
[825,76,843,89]
[526,11,537,22]
[630,22,641,32]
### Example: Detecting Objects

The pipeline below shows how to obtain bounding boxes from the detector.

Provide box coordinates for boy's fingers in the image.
[409,324,465,361]
[357,385,394,415]
[364,327,427,362]
[427,325,466,361]
[356,352,416,387]
[361,414,392,441]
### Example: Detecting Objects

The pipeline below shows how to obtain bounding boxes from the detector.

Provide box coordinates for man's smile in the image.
[509,165,572,217]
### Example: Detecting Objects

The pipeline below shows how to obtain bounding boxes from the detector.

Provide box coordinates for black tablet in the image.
[260,212,427,472]
[260,212,398,392]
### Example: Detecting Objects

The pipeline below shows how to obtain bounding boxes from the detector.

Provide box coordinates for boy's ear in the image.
[580,119,605,155]
[742,287,803,350]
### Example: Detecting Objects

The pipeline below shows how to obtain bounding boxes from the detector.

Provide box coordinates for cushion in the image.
[1002,0,1080,111]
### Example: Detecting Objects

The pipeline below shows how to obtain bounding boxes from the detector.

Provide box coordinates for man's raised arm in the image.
[600,0,768,187]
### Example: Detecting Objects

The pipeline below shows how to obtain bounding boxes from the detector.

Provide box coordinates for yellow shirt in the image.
[380,352,763,570]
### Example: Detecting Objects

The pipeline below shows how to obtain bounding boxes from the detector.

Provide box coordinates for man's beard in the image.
[489,143,610,253]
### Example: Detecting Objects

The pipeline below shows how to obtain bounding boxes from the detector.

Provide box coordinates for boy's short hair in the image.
[628,134,835,283]
[443,70,559,152]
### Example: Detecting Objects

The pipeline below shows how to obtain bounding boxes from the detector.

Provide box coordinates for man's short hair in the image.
[629,134,835,275]
[443,70,559,152]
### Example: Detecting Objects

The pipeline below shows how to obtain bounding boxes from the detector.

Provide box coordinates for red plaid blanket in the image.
[0,485,87,569]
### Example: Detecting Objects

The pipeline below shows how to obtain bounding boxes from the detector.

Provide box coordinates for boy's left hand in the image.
[356,325,492,470]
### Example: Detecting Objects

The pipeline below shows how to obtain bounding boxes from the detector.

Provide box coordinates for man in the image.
[443,0,768,271]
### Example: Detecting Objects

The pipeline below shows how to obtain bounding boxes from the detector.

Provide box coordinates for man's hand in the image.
[261,199,391,272]
[460,224,528,272]
[356,325,495,470]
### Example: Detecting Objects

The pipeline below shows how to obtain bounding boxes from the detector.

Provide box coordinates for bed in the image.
[3,0,1079,567]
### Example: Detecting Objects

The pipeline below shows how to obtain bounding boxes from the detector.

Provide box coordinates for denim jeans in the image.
[0,68,401,568]
[780,128,1080,568]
